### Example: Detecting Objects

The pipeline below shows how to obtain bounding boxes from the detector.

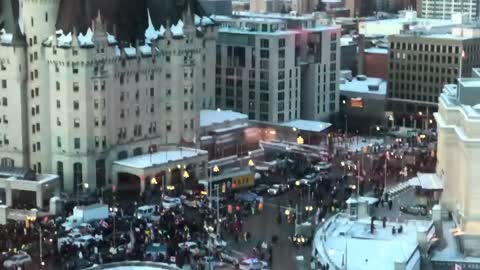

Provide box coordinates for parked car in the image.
[253,184,269,195]
[3,252,32,269]
[267,184,288,196]
[162,196,182,209]
[400,205,428,216]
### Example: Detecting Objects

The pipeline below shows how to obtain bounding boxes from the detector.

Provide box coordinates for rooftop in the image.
[315,214,431,270]
[113,147,207,169]
[280,119,331,133]
[364,47,388,54]
[340,75,387,96]
[200,109,248,127]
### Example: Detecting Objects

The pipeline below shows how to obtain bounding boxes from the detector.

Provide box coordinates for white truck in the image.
[62,204,109,231]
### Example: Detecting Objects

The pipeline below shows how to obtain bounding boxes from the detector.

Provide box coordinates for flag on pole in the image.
[461,50,466,58]
[455,264,463,270]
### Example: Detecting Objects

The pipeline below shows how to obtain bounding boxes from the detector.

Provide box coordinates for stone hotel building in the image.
[0,0,217,193]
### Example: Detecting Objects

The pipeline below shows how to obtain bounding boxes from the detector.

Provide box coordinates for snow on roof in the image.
[345,196,378,205]
[364,47,388,54]
[409,173,443,190]
[0,29,13,44]
[124,46,137,57]
[57,31,72,46]
[78,28,93,46]
[114,148,207,169]
[315,214,430,270]
[340,35,354,46]
[171,20,184,36]
[281,120,331,133]
[340,75,387,96]
[194,15,215,26]
[107,33,117,44]
[139,44,152,55]
[200,109,248,127]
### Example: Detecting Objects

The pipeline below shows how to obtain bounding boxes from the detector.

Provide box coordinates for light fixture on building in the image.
[248,159,255,167]
[150,178,158,185]
[183,170,190,179]
[297,135,304,145]
[213,165,220,173]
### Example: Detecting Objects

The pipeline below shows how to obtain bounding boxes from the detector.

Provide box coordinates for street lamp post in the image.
[208,165,220,209]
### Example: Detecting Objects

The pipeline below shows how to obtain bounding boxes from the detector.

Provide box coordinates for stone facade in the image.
[0,0,217,192]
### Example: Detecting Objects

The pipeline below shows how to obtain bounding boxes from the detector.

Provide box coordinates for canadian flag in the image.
[455,264,463,270]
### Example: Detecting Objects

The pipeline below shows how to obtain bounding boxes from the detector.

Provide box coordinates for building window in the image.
[74,138,80,149]
[279,38,285,48]
[73,162,82,192]
[56,81,60,91]
[72,64,78,74]
[73,101,79,110]
[1,80,6,89]
[74,118,80,128]
[2,97,7,106]
[260,39,269,48]
[57,136,61,147]
[166,121,172,131]
[73,82,79,92]
[56,100,61,108]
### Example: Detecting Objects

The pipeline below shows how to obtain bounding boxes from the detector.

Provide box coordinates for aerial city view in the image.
[1,0,479,269]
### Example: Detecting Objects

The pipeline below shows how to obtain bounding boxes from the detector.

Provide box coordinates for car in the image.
[68,230,83,240]
[253,184,269,195]
[400,205,428,216]
[239,258,268,270]
[178,241,206,256]
[181,195,201,208]
[137,205,157,219]
[267,184,288,196]
[220,249,239,264]
[3,252,32,269]
[162,196,182,209]
[73,235,97,248]
[314,162,332,171]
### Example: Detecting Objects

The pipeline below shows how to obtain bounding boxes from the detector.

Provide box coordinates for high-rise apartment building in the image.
[214,13,340,122]
[421,0,479,21]
[387,26,480,126]
[0,0,217,192]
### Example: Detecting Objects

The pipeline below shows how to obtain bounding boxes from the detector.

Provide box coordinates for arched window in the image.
[0,158,14,167]
[73,162,82,193]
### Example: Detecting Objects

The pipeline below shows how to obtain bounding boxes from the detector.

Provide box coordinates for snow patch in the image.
[78,28,93,46]
[124,46,136,57]
[139,44,152,55]
[171,19,184,36]
[0,29,13,44]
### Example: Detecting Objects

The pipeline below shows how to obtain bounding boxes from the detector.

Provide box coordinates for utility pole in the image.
[216,187,220,235]
[39,227,43,267]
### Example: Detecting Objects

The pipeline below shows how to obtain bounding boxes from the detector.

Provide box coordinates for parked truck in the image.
[61,203,109,231]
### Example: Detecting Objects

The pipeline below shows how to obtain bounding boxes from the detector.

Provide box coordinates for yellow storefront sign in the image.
[232,174,254,189]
